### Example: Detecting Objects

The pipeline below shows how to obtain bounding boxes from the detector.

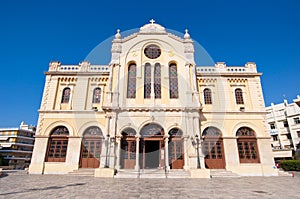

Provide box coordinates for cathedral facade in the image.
[29,21,277,177]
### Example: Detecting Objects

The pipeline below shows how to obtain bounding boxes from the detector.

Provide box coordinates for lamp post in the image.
[104,135,110,168]
[195,134,201,169]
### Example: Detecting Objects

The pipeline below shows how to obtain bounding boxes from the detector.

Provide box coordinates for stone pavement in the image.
[0,170,299,199]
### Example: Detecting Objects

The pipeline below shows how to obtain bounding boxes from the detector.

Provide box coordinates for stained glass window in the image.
[204,88,212,104]
[144,45,161,59]
[154,63,161,98]
[235,88,244,104]
[144,63,151,98]
[61,87,71,103]
[92,88,101,103]
[169,64,179,99]
[127,64,136,98]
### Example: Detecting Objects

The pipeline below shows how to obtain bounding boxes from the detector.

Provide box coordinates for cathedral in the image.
[29,20,277,178]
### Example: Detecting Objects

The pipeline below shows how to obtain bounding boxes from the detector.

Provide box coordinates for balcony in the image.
[270,130,278,135]
[272,149,293,158]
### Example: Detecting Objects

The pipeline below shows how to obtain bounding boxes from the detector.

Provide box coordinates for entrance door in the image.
[120,137,136,169]
[80,138,102,168]
[145,141,160,168]
[80,126,103,168]
[203,138,226,169]
[140,140,162,169]
[169,140,184,169]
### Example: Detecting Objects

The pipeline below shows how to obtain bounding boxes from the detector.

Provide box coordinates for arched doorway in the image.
[140,123,164,169]
[202,127,226,169]
[80,126,103,168]
[236,127,260,163]
[168,128,184,169]
[46,126,69,162]
[120,128,137,169]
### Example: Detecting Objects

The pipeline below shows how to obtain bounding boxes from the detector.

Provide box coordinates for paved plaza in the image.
[0,170,299,199]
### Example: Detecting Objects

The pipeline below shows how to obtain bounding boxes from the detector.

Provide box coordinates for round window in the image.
[144,45,161,59]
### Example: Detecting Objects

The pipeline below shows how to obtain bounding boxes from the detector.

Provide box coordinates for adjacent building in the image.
[29,21,277,177]
[266,96,300,160]
[0,122,36,169]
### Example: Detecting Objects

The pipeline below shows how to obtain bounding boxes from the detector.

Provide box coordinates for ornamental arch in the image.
[202,126,226,169]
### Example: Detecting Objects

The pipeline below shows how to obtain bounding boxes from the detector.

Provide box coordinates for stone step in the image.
[278,170,293,177]
[210,169,240,178]
[68,168,95,177]
[115,169,191,178]
[167,170,190,178]
[114,170,139,178]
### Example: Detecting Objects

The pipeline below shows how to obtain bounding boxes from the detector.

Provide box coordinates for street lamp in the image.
[104,135,110,168]
[195,134,201,169]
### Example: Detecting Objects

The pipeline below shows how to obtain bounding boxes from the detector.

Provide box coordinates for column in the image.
[102,115,111,168]
[134,135,140,171]
[164,135,170,171]
[183,135,189,170]
[112,64,120,107]
[115,135,122,170]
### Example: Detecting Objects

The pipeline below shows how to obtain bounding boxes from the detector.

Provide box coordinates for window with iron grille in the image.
[204,88,212,104]
[235,88,244,104]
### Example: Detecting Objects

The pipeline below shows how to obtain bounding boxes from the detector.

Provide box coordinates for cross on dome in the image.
[150,19,155,24]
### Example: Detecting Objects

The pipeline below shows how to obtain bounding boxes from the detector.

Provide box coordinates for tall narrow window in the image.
[235,88,244,104]
[61,87,71,103]
[154,63,161,98]
[46,126,69,162]
[204,88,212,104]
[236,127,260,163]
[169,64,178,99]
[144,63,151,98]
[92,87,101,103]
[127,63,136,98]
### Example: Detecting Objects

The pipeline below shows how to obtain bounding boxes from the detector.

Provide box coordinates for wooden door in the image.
[169,139,184,169]
[121,137,136,169]
[80,138,102,168]
[202,138,226,169]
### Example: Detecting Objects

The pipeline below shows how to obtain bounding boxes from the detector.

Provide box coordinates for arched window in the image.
[92,88,101,103]
[202,127,221,137]
[144,63,151,98]
[235,88,244,104]
[46,126,69,162]
[236,127,260,163]
[154,63,161,99]
[204,88,212,104]
[169,64,178,99]
[61,87,71,103]
[127,63,136,98]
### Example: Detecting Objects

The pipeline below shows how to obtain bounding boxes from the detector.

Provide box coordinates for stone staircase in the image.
[166,169,190,178]
[68,168,95,177]
[114,169,140,178]
[115,169,191,178]
[210,169,240,178]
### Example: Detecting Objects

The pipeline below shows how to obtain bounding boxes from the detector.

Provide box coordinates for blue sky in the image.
[0,0,299,127]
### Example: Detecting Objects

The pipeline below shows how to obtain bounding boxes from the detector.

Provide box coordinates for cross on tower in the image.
[150,19,155,24]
